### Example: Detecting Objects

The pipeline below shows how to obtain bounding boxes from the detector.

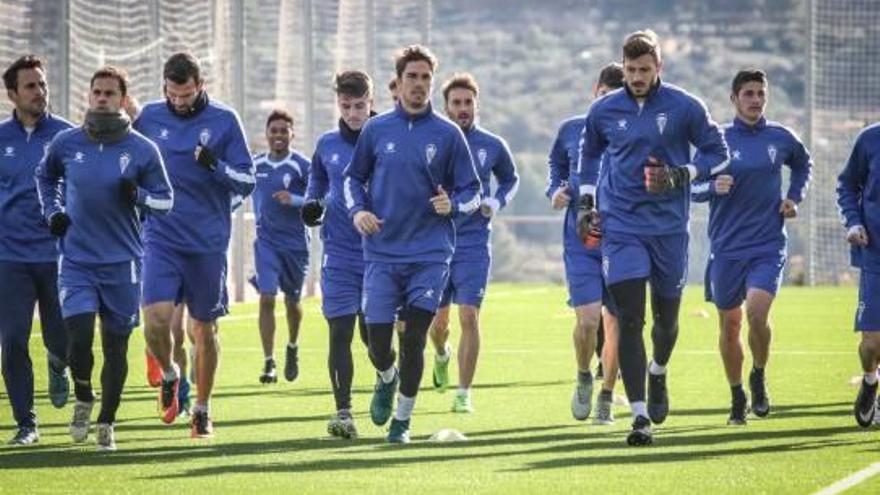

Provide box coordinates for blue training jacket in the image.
[692,117,812,259]
[307,120,365,264]
[134,97,254,254]
[344,103,482,264]
[0,111,73,263]
[36,127,172,264]
[577,82,729,236]
[837,123,880,272]
[252,150,310,253]
[454,124,519,261]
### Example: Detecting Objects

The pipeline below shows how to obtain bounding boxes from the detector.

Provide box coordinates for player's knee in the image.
[458,306,480,333]
[259,295,276,312]
[431,311,450,333]
[861,333,880,355]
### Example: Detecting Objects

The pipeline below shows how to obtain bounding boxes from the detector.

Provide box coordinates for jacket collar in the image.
[733,115,767,131]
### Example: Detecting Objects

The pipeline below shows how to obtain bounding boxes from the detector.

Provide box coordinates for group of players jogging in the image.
[2,28,879,450]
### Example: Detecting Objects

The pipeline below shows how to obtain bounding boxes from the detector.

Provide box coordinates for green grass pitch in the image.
[1,284,878,494]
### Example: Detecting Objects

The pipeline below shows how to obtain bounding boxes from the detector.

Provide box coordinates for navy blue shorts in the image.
[59,257,141,333]
[363,262,449,324]
[704,253,785,310]
[249,239,308,301]
[602,231,688,299]
[321,254,364,319]
[142,244,228,322]
[440,256,490,308]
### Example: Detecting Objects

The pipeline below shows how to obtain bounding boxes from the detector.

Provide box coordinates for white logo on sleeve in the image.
[767,145,777,164]
[282,173,291,189]
[119,152,131,174]
[4,146,14,157]
[425,143,437,164]
[732,150,742,161]
[617,119,628,131]
[656,113,667,135]
[477,148,488,167]
[199,128,211,146]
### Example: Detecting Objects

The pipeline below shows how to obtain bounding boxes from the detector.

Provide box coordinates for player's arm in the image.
[837,133,869,246]
[690,174,733,203]
[686,99,730,181]
[546,123,572,209]
[34,135,69,236]
[343,123,381,234]
[132,142,174,215]
[302,150,328,226]
[781,131,813,218]
[576,108,607,202]
[447,128,481,217]
[196,115,256,197]
[482,139,519,217]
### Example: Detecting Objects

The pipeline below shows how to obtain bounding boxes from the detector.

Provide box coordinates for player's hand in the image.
[120,178,138,207]
[194,144,217,171]
[714,175,734,195]
[353,210,383,235]
[48,212,71,237]
[480,197,500,218]
[431,185,451,216]
[551,186,571,210]
[847,225,869,247]
[779,198,798,219]
[301,199,325,227]
[273,190,293,205]
[644,156,689,194]
[575,195,601,247]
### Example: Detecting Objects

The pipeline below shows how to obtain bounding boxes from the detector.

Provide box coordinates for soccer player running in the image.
[36,66,172,450]
[302,70,374,439]
[838,121,880,428]
[576,30,729,445]
[250,109,310,384]
[345,45,481,443]
[136,53,255,437]
[0,55,72,445]
[428,73,518,413]
[692,69,811,425]
[547,62,624,425]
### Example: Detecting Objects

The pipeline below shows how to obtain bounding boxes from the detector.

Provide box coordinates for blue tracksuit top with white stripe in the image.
[306,121,364,263]
[837,123,880,272]
[0,111,73,263]
[692,117,812,259]
[454,124,519,260]
[577,82,729,236]
[252,150,310,253]
[344,103,482,264]
[134,98,254,254]
[36,127,173,264]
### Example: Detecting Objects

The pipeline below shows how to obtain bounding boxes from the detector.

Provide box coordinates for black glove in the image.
[301,199,325,227]
[120,178,138,207]
[644,156,690,194]
[575,195,601,247]
[48,212,71,237]
[195,144,217,171]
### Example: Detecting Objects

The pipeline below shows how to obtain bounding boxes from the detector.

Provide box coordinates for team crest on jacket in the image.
[425,143,436,164]
[384,141,396,153]
[158,128,169,140]
[330,153,339,164]
[4,146,14,157]
[199,128,211,146]
[731,149,742,161]
[74,151,85,163]
[656,113,667,135]
[119,152,131,174]
[282,173,291,189]
[767,145,777,164]
[477,148,488,167]
[617,119,628,131]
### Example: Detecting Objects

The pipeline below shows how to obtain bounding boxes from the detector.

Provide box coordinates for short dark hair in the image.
[265,109,293,129]
[3,55,45,91]
[334,70,373,98]
[623,30,661,64]
[163,52,202,85]
[731,68,768,95]
[91,65,129,96]
[394,45,438,78]
[442,72,479,102]
[597,62,624,90]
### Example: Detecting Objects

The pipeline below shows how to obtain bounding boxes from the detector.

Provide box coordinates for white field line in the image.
[811,462,880,495]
